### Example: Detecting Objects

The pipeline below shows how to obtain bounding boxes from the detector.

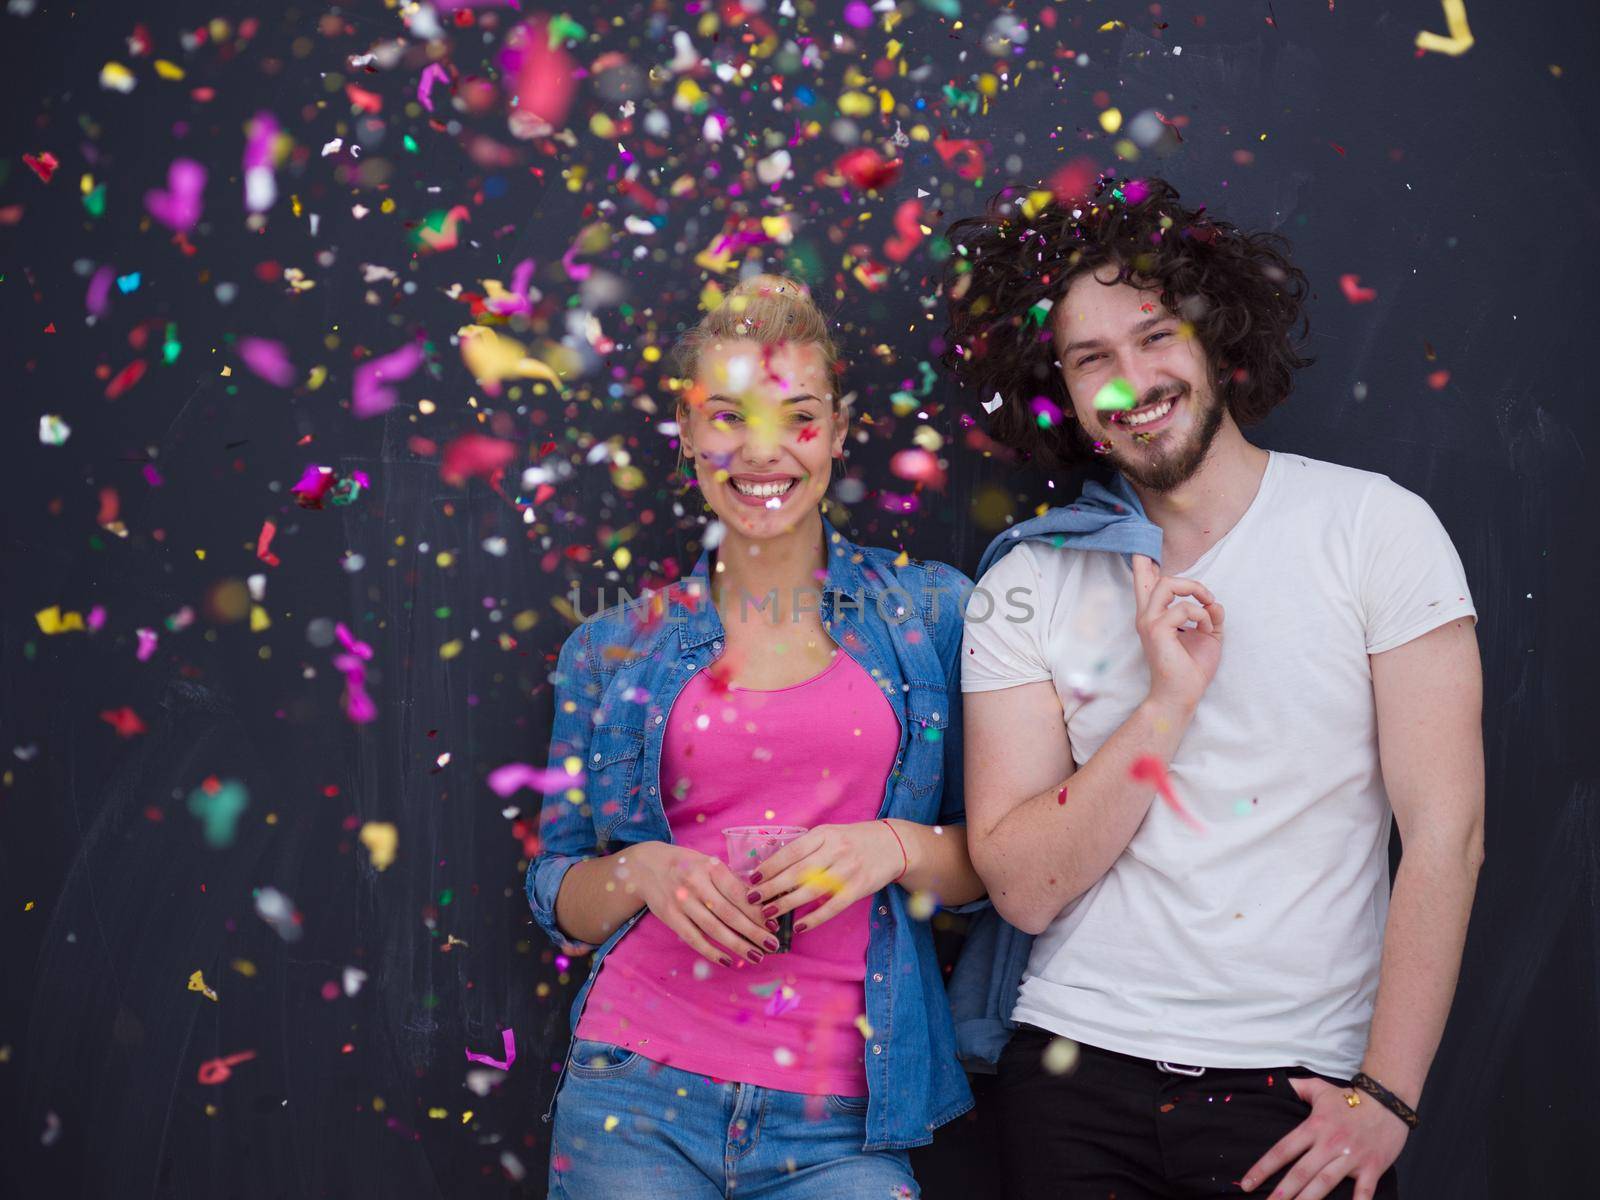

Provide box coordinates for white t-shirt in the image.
[962,451,1476,1077]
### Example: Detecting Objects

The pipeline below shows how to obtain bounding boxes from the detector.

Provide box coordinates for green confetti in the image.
[1093,378,1138,411]
[187,778,250,848]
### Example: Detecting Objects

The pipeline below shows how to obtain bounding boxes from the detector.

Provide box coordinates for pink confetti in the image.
[352,343,425,419]
[136,628,159,661]
[440,433,516,488]
[144,158,206,234]
[488,762,582,797]
[85,265,115,318]
[290,465,337,508]
[417,62,450,113]
[335,622,373,661]
[464,1028,516,1071]
[501,19,577,133]
[239,337,294,387]
[242,111,279,213]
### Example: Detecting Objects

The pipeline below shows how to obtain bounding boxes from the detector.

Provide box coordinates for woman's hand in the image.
[746,821,907,934]
[626,841,779,968]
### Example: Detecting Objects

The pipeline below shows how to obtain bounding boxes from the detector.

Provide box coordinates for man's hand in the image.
[1240,1076,1409,1200]
[1131,553,1224,716]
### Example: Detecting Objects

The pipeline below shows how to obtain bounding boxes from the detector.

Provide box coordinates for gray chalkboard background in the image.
[2,1,1593,1196]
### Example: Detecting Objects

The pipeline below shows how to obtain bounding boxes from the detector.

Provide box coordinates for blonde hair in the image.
[670,273,840,386]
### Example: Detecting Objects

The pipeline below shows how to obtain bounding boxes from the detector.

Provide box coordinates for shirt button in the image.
[872,1044,883,1055]
[877,905,888,916]
[592,752,602,764]
[872,972,883,982]
[931,712,940,721]
[654,715,663,724]
[648,787,657,796]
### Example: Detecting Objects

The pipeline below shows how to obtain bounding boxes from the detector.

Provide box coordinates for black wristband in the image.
[1350,1071,1420,1130]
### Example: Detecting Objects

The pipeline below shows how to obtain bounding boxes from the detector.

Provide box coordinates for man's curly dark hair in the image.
[939,174,1314,469]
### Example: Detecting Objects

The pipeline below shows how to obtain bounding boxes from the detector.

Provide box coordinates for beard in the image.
[1105,385,1226,492]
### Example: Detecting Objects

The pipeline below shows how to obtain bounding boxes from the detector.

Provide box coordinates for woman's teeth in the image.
[732,478,795,498]
[1117,395,1176,427]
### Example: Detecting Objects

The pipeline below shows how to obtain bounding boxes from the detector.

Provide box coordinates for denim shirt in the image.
[526,516,976,1151]
[946,472,1164,1070]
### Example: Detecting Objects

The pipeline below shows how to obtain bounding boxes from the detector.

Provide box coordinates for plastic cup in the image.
[722,825,807,952]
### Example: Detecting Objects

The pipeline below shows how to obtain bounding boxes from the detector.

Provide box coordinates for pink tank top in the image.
[574,649,899,1096]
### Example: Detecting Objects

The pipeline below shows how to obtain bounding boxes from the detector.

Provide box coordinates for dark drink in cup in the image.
[721,825,807,953]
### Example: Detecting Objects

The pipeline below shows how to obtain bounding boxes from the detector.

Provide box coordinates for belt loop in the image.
[1156,1060,1207,1077]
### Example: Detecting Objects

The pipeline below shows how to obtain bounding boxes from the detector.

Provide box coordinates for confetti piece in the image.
[1130,756,1207,833]
[187,969,219,1002]
[1339,274,1378,304]
[1093,378,1138,412]
[254,887,303,942]
[488,761,582,796]
[23,151,59,183]
[34,606,86,635]
[1416,0,1474,56]
[359,822,398,871]
[238,337,294,386]
[39,414,71,445]
[464,1028,516,1070]
[417,61,451,112]
[197,1050,256,1085]
[352,342,425,418]
[99,707,147,738]
[143,157,206,233]
[187,776,249,848]
[241,111,280,214]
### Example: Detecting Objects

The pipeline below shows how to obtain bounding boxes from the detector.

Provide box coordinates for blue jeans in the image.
[548,1038,920,1198]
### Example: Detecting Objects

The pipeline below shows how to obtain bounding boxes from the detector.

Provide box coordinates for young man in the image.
[941,177,1483,1200]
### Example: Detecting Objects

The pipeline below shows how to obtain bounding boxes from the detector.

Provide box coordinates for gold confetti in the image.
[359,822,398,871]
[187,969,219,1002]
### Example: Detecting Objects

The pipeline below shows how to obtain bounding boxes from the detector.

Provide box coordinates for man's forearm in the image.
[1359,840,1484,1106]
[973,698,1192,934]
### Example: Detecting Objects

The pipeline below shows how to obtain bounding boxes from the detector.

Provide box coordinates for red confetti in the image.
[1338,273,1377,304]
[23,151,60,182]
[1130,755,1206,833]
[100,707,148,738]
[1426,369,1451,390]
[257,518,281,567]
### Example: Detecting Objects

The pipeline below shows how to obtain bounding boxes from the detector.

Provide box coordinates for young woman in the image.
[527,275,983,1197]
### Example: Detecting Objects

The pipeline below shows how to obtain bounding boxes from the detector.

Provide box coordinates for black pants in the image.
[995,1025,1401,1199]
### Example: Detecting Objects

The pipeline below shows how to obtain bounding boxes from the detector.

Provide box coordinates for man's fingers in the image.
[1147,575,1217,615]
[1241,1127,1313,1192]
[1352,1171,1379,1200]
[1205,600,1226,633]
[1296,1154,1358,1200]
[1160,601,1209,632]
[1131,553,1157,598]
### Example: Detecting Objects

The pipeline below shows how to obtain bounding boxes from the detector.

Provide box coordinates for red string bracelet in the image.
[881,819,909,883]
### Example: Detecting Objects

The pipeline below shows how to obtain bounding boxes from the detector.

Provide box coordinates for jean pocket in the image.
[824,1093,870,1116]
[567,1038,640,1078]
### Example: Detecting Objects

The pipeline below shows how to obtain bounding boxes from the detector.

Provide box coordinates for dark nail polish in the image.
[762,904,779,918]
[794,923,807,934]
[719,955,733,967]
[765,919,779,932]
[764,937,779,951]
[746,890,761,903]
[746,950,762,963]
[749,872,762,884]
